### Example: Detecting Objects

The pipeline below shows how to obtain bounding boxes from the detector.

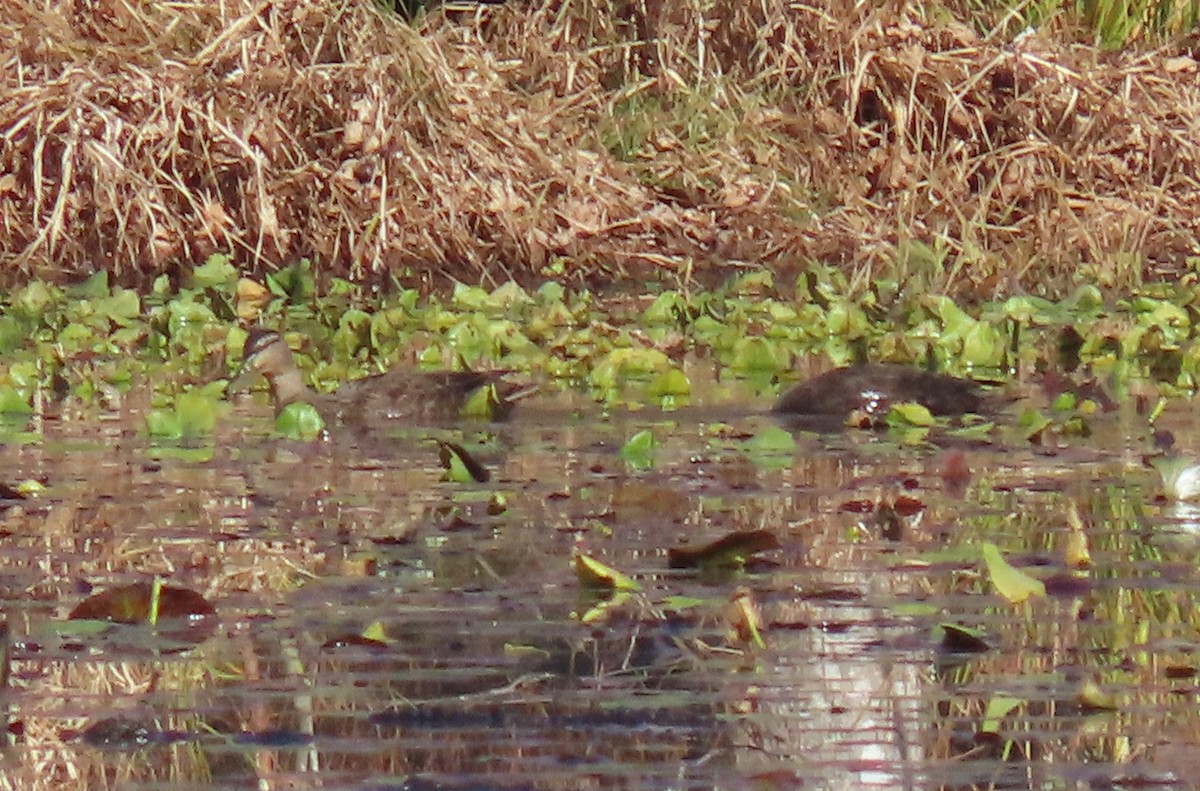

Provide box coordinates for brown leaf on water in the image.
[69,582,215,623]
[668,529,781,570]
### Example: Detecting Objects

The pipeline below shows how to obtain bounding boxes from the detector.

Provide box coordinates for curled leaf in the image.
[573,553,641,591]
[981,543,1045,604]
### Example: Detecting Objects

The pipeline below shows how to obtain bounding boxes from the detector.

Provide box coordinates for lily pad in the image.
[619,429,657,469]
[275,402,325,441]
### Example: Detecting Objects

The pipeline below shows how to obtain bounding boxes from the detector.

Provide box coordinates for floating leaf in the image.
[667,529,780,570]
[619,429,657,469]
[742,426,796,471]
[579,590,635,624]
[980,694,1023,735]
[144,409,182,440]
[886,401,935,428]
[744,426,795,453]
[189,254,237,289]
[937,623,991,653]
[503,643,551,660]
[1064,501,1091,569]
[981,543,1045,604]
[729,337,785,374]
[437,440,490,483]
[460,382,506,419]
[275,402,325,441]
[727,587,766,649]
[573,553,641,591]
[646,367,691,398]
[265,259,314,301]
[1077,680,1120,711]
[0,386,32,415]
[661,595,706,612]
[175,390,217,438]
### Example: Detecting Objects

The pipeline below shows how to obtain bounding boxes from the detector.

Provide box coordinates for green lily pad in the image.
[619,429,657,469]
[189,254,237,290]
[0,386,32,415]
[980,694,1023,735]
[275,402,325,441]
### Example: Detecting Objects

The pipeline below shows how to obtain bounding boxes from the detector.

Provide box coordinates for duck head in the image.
[228,329,309,414]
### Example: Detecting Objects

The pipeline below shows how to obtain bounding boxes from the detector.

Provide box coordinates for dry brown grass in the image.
[0,0,1198,297]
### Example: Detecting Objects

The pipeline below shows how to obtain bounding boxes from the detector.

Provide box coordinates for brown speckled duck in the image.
[231,328,535,425]
[772,363,984,423]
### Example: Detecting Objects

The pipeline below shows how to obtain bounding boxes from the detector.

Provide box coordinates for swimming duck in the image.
[772,362,984,422]
[230,328,535,425]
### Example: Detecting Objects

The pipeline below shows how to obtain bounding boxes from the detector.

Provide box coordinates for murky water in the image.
[2,383,1200,791]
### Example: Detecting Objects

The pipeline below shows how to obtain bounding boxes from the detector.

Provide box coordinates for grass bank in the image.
[1,0,1198,298]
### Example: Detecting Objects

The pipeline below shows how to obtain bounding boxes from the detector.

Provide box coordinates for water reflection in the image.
[0,394,1197,790]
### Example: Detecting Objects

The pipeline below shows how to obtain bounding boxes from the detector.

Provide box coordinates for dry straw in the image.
[1,0,1197,296]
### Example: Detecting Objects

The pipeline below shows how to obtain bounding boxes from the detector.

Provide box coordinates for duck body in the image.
[772,362,983,419]
[233,328,531,425]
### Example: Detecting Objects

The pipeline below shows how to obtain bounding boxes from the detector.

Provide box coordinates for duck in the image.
[229,328,536,425]
[771,362,984,423]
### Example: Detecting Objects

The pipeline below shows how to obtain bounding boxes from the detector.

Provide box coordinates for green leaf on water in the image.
[189,253,237,290]
[573,553,641,591]
[275,402,325,441]
[661,595,706,612]
[646,367,691,398]
[361,621,389,644]
[175,390,217,438]
[886,401,935,428]
[0,386,32,415]
[1077,679,1121,711]
[981,542,1045,604]
[145,409,182,440]
[962,321,1004,366]
[980,694,1023,735]
[619,429,657,469]
[265,259,314,301]
[743,425,795,453]
[729,337,784,374]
